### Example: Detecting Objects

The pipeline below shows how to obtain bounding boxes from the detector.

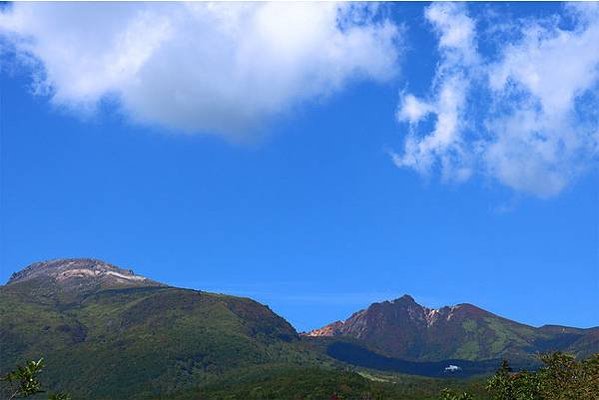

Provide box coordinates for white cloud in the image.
[394,3,599,197]
[0,2,400,139]
[424,2,477,65]
[393,3,476,182]
[483,4,599,197]
[396,94,432,124]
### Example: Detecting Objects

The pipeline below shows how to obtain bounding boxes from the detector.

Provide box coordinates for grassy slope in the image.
[0,283,328,399]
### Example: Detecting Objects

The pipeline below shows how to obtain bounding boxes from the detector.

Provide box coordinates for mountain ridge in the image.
[305,295,545,336]
[306,294,597,363]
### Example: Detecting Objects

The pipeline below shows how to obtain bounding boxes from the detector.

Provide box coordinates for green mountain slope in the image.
[0,259,324,399]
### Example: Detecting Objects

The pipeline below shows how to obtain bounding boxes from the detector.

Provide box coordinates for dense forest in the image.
[2,352,597,400]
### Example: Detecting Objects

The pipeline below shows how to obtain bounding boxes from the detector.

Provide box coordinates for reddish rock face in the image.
[305,320,346,337]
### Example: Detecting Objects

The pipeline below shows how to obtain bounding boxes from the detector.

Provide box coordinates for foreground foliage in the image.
[3,352,598,400]
[441,352,599,400]
[0,358,70,400]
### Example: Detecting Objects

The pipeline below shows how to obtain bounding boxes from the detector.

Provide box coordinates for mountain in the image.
[306,295,598,365]
[0,259,322,399]
[2,260,595,398]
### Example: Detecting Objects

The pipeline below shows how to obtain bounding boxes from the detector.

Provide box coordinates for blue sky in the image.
[0,2,598,331]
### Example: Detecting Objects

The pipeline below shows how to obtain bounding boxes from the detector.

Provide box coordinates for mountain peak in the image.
[6,258,163,289]
[392,294,417,304]
[304,295,537,360]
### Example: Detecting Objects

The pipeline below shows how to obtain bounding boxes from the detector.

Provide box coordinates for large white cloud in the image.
[394,3,599,197]
[0,2,400,139]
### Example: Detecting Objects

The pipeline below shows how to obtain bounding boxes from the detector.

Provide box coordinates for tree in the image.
[1,358,71,400]
[536,352,599,400]
[485,352,599,400]
[486,360,517,400]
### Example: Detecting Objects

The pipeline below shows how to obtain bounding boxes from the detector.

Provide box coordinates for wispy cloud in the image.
[0,2,401,140]
[394,3,477,183]
[394,2,599,197]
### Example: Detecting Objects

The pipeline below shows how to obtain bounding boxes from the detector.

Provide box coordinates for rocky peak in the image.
[6,258,163,289]
[392,294,417,304]
[304,296,496,338]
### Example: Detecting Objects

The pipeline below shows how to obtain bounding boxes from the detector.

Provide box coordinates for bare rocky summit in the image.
[6,258,164,290]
